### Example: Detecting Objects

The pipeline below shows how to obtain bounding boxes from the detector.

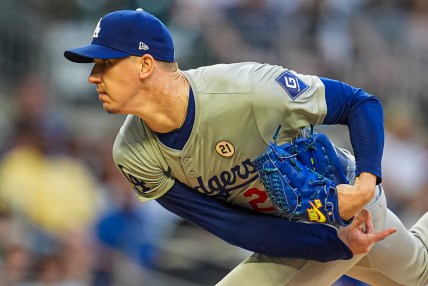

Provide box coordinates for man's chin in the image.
[102,105,119,114]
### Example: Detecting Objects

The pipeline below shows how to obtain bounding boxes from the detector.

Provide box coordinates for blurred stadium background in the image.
[0,0,427,285]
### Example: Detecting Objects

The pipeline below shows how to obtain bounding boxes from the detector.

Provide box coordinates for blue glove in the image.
[284,132,349,186]
[252,131,352,227]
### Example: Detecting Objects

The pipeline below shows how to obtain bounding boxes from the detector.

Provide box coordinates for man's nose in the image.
[88,65,102,84]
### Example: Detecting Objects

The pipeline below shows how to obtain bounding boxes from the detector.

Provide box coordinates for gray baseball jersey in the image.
[113,62,326,217]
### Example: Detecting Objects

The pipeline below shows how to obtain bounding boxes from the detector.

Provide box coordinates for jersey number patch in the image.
[215,141,235,157]
[244,188,275,212]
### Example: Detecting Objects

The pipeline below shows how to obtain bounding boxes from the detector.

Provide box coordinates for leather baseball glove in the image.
[252,129,352,227]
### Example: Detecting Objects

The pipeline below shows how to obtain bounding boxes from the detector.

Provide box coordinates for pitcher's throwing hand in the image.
[338,209,397,254]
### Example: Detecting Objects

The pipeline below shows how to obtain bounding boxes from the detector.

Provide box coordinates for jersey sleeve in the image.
[157,181,353,262]
[112,115,175,201]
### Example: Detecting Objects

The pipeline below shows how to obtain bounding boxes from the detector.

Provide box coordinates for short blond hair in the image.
[157,60,178,72]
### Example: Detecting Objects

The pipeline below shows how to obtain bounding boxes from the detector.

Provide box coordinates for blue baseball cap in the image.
[64,8,175,63]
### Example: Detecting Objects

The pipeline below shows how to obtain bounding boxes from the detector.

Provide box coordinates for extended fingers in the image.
[371,227,397,243]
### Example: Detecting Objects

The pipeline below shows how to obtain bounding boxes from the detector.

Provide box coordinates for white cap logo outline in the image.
[139,42,149,50]
[93,18,102,38]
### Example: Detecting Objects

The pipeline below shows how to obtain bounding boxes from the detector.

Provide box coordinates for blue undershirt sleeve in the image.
[156,181,353,262]
[321,77,384,183]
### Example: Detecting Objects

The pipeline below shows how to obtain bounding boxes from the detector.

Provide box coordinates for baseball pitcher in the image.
[64,9,428,286]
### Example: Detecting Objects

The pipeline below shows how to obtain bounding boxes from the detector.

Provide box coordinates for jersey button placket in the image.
[182,156,195,179]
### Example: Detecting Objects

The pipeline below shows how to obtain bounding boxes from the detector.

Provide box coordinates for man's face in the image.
[88,57,140,114]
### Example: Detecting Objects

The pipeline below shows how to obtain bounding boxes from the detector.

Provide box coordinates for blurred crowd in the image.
[0,0,427,285]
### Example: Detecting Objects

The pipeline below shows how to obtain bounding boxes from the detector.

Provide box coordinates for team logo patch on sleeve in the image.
[275,70,309,100]
[117,164,151,194]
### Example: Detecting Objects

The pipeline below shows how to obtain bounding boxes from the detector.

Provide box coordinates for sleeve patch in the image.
[117,164,151,194]
[275,70,309,100]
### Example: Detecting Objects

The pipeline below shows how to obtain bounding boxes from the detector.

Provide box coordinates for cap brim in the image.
[64,44,131,63]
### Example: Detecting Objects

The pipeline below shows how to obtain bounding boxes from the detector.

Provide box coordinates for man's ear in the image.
[139,54,155,79]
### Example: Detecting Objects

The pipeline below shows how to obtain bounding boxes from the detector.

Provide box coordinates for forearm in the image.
[156,181,352,262]
[346,96,384,183]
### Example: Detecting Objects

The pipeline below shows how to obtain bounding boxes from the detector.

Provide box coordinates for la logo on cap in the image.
[93,18,102,38]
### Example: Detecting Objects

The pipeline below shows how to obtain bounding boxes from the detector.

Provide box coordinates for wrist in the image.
[337,172,377,220]
[355,172,377,203]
